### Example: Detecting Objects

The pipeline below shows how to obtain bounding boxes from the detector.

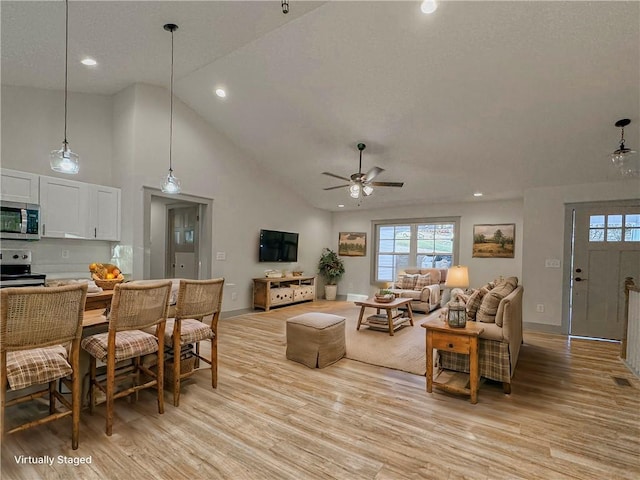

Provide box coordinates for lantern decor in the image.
[447,292,467,328]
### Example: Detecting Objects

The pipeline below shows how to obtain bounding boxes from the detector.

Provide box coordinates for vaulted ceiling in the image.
[2,1,639,211]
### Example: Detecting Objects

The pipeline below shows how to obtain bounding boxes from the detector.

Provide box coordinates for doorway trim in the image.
[142,187,213,280]
[563,199,640,337]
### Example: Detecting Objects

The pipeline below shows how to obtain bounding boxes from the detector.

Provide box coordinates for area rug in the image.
[327,305,440,376]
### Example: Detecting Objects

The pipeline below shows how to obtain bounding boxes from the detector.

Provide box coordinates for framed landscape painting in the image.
[472,224,515,258]
[338,232,366,256]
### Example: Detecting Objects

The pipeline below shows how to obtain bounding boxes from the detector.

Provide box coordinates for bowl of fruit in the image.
[89,263,124,290]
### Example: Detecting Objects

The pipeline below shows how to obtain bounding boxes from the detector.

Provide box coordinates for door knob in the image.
[574,277,588,282]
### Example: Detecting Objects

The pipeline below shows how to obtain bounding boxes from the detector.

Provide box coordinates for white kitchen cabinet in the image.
[39,176,121,241]
[89,185,121,241]
[0,168,40,204]
[39,176,89,239]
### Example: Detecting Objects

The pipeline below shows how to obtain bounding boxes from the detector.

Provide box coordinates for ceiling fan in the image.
[322,143,404,199]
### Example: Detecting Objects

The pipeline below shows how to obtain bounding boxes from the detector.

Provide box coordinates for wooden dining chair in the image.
[1,284,87,450]
[163,278,224,407]
[81,280,171,436]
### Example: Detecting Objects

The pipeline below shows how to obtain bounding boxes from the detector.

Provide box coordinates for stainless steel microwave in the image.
[0,201,40,240]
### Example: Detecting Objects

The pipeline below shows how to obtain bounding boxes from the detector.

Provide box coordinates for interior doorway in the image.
[143,188,212,281]
[166,205,199,279]
[567,200,640,340]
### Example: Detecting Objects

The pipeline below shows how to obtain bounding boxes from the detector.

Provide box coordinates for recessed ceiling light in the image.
[420,0,438,14]
[215,88,226,98]
[473,192,483,197]
[81,58,97,66]
[337,204,345,208]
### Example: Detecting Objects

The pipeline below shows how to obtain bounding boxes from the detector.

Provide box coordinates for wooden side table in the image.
[421,319,484,404]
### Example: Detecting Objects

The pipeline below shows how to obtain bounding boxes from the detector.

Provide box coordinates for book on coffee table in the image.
[366,313,409,331]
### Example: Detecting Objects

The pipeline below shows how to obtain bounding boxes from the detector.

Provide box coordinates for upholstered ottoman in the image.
[286,313,346,368]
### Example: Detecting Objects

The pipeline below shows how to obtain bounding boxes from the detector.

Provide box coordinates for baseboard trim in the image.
[524,322,564,335]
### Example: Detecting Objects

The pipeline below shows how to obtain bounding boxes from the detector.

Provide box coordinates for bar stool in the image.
[81,280,171,436]
[1,284,87,449]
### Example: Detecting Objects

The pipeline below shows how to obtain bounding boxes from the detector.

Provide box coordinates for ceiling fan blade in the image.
[323,184,350,191]
[370,181,404,188]
[364,166,384,182]
[322,172,351,182]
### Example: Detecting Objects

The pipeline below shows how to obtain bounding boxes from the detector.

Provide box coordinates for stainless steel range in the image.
[0,249,46,288]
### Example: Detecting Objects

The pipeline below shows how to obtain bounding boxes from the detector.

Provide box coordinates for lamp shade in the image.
[445,265,469,289]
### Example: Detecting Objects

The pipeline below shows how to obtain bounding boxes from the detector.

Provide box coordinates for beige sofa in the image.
[439,283,523,393]
[388,268,447,313]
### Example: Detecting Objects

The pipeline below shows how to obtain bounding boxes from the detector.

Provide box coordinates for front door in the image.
[570,203,640,339]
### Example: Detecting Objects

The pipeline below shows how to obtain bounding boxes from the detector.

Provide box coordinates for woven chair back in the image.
[109,281,172,332]
[1,284,87,352]
[175,278,224,320]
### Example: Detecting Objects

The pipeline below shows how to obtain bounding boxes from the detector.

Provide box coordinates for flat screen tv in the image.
[259,229,299,262]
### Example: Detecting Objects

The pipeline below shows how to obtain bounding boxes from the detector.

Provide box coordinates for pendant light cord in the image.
[64,0,69,145]
[169,28,174,172]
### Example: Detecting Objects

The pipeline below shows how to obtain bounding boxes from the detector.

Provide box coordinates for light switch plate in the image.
[216,252,226,261]
[545,258,561,268]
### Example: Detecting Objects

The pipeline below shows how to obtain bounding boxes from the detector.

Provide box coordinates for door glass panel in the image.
[625,214,640,227]
[589,215,605,228]
[607,229,622,242]
[589,228,604,242]
[625,228,640,242]
[607,215,623,228]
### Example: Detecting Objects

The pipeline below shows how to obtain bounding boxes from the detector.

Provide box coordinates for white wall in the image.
[1,85,113,184]
[331,198,524,297]
[522,179,640,331]
[114,83,332,310]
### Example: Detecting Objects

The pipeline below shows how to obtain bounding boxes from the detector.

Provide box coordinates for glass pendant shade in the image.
[363,185,374,196]
[161,169,181,194]
[610,119,639,177]
[349,183,361,198]
[611,149,639,177]
[51,0,79,175]
[50,142,79,174]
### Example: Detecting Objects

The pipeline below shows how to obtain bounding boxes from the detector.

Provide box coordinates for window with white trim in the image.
[373,218,460,283]
[589,213,640,242]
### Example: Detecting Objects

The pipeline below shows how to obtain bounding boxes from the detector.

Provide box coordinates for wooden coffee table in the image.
[355,297,414,336]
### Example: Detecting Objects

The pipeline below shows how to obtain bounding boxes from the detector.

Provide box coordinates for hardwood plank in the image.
[1,300,639,479]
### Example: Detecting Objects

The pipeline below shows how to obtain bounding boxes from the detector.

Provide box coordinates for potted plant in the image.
[317,247,345,301]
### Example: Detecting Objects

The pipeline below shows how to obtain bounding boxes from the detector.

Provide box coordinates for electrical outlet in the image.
[231,292,238,301]
[61,250,69,259]
[536,304,545,313]
[216,252,226,261]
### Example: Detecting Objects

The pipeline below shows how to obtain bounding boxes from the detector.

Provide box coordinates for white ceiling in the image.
[2,1,639,211]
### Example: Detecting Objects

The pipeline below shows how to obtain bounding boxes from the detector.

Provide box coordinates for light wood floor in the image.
[2,300,639,479]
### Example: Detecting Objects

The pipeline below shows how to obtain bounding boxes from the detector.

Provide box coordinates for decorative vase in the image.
[324,284,338,301]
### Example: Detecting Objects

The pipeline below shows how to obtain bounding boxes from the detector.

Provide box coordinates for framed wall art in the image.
[338,232,366,256]
[472,224,515,258]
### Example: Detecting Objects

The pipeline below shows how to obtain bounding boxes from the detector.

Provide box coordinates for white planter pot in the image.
[324,284,338,301]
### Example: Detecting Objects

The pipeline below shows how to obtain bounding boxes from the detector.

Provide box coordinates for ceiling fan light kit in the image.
[161,23,182,194]
[323,143,404,203]
[50,0,79,175]
[610,119,639,178]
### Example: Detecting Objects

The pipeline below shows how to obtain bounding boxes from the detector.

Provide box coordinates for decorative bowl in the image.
[374,294,395,303]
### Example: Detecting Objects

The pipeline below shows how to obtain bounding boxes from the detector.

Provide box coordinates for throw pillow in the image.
[400,274,418,290]
[414,273,431,290]
[465,286,490,321]
[476,281,518,323]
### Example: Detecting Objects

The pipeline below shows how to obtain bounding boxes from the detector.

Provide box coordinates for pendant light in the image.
[161,23,181,194]
[50,0,79,174]
[610,119,639,178]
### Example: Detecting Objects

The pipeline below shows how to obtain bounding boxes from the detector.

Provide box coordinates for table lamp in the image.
[445,265,469,290]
